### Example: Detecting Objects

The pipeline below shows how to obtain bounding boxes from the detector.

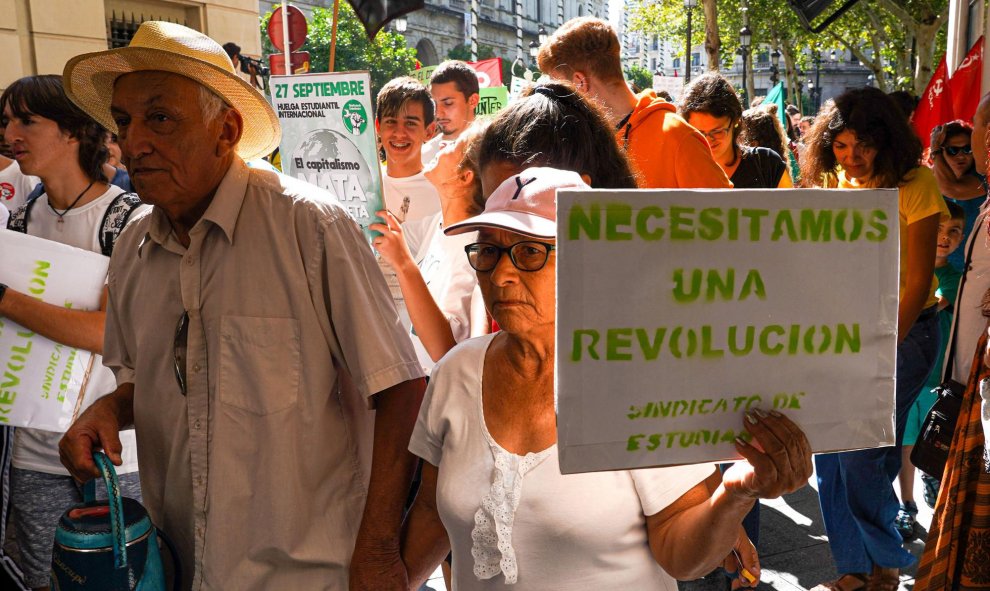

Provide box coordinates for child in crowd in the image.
[371,120,489,373]
[896,200,966,540]
[377,77,441,223]
[375,77,443,328]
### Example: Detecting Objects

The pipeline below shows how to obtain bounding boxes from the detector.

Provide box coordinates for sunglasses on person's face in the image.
[945,145,973,156]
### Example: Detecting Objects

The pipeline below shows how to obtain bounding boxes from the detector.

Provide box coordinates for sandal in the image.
[895,501,918,542]
[810,573,869,591]
[869,566,899,591]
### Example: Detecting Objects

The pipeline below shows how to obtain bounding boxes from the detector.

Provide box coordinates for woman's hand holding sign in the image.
[723,410,813,500]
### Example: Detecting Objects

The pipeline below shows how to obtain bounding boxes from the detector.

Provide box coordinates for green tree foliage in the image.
[625,64,654,91]
[260,3,419,100]
[631,0,949,99]
[447,43,497,61]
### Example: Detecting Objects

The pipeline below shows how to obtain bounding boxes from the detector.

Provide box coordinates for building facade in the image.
[1,0,262,90]
[946,0,989,90]
[616,0,872,111]
[262,0,608,71]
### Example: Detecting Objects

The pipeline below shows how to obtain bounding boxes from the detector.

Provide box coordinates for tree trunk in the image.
[702,0,720,72]
[875,0,949,94]
[780,43,800,112]
[914,22,939,95]
[746,57,756,105]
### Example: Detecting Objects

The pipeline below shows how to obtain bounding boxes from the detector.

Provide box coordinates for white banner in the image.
[0,231,108,431]
[556,189,900,473]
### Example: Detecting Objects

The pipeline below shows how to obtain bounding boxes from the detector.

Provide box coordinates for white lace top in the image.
[409,334,716,590]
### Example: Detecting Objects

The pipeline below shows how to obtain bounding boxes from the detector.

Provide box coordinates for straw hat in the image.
[62,21,280,161]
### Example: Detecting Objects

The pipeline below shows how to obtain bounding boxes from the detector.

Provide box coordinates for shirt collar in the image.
[143,157,249,253]
[201,157,250,244]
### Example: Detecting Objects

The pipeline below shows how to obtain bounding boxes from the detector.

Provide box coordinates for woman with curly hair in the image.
[741,104,801,184]
[680,72,791,189]
[801,86,947,591]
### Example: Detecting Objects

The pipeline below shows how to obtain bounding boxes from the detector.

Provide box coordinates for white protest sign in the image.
[0,231,108,431]
[653,75,684,102]
[556,189,900,473]
[270,71,385,243]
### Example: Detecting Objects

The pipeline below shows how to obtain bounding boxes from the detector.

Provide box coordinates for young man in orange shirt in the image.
[537,17,731,189]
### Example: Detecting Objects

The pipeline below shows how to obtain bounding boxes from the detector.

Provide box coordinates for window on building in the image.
[691,52,700,67]
[757,51,769,65]
[673,57,681,68]
[107,11,190,48]
[105,1,198,48]
[652,35,658,50]
[651,57,656,71]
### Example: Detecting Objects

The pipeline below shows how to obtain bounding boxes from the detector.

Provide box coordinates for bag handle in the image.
[943,217,982,381]
[83,451,128,571]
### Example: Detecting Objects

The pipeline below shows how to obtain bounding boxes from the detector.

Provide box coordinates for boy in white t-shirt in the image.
[377,77,441,224]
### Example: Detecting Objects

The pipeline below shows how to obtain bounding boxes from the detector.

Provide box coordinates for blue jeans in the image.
[814,309,940,574]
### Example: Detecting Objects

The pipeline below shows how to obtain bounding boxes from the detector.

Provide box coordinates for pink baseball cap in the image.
[444,166,589,239]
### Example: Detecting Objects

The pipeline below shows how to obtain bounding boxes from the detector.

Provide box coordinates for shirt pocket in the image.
[218,316,300,415]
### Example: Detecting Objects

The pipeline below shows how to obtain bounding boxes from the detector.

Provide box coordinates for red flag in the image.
[949,36,984,123]
[913,56,954,150]
[466,58,503,88]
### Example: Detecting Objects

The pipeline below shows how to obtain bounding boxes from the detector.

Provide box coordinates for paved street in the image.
[421,471,935,591]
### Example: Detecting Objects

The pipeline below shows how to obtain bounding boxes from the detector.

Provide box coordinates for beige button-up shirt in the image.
[103,158,424,590]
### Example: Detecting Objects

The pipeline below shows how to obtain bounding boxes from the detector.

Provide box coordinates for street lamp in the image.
[538,26,548,45]
[394,16,408,33]
[812,49,822,110]
[830,49,837,63]
[739,23,752,105]
[529,40,540,60]
[770,49,780,86]
[807,78,821,112]
[684,0,697,84]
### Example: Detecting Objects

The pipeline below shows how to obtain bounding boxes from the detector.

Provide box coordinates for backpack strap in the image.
[98,192,143,257]
[6,198,37,234]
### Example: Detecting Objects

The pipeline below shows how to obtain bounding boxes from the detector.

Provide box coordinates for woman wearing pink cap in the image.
[399,82,813,590]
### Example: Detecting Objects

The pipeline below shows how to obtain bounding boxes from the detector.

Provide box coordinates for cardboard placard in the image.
[476,86,509,117]
[270,71,385,242]
[0,231,108,431]
[556,189,900,473]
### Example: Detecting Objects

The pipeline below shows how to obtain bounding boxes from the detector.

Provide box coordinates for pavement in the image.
[420,468,935,591]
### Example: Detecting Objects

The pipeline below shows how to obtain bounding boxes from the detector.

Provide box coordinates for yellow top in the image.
[837,166,948,309]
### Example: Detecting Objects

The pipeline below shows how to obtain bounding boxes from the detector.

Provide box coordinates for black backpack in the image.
[8,191,143,257]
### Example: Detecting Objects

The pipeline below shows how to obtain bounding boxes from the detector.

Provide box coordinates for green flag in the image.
[765,82,787,127]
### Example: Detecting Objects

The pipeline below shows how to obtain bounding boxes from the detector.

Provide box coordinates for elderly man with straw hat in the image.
[57,21,426,590]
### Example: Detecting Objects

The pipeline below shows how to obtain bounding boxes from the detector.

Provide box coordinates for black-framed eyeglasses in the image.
[945,145,973,156]
[173,311,188,396]
[465,241,556,272]
[698,125,732,142]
